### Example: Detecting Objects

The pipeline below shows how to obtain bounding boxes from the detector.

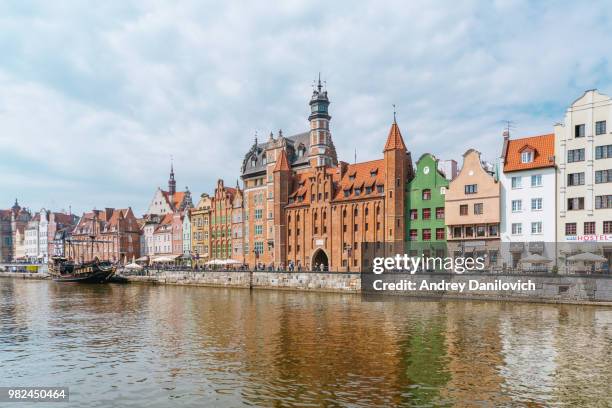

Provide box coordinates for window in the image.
[575,124,585,138]
[531,222,542,234]
[531,198,543,210]
[567,172,585,186]
[422,208,431,220]
[596,120,606,135]
[596,145,612,159]
[511,200,522,212]
[604,221,612,234]
[584,222,596,235]
[460,205,468,215]
[453,227,462,238]
[254,209,263,220]
[567,148,585,163]
[595,170,612,184]
[488,225,498,236]
[474,203,483,215]
[409,229,418,240]
[422,189,431,200]
[511,177,521,189]
[422,229,431,241]
[354,224,358,232]
[595,195,612,209]
[564,223,577,236]
[511,223,522,235]
[343,189,350,198]
[354,188,361,196]
[465,226,474,237]
[436,228,445,240]
[377,185,384,193]
[531,174,542,187]
[410,209,418,220]
[476,225,486,237]
[435,207,444,219]
[521,151,533,163]
[465,184,477,194]
[567,197,585,210]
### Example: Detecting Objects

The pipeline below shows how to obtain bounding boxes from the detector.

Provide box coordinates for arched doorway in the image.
[311,249,329,271]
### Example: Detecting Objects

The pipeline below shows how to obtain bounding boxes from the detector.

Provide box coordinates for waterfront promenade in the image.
[2,267,612,305]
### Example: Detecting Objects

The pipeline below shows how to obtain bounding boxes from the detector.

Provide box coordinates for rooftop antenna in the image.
[502,120,515,137]
[354,148,357,164]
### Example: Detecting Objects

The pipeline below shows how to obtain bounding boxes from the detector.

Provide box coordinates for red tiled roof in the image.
[503,134,555,172]
[334,159,385,201]
[383,122,407,151]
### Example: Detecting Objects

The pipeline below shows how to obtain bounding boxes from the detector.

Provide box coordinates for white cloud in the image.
[1,0,611,215]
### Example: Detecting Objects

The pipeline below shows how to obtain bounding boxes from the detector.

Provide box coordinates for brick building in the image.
[209,179,237,261]
[70,207,140,264]
[237,80,413,271]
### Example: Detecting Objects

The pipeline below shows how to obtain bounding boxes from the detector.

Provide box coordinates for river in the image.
[1,279,610,407]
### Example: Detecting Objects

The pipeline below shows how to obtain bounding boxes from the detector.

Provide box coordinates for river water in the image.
[1,279,611,407]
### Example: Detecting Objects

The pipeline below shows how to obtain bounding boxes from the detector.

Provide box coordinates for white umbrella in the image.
[205,259,224,265]
[520,253,552,264]
[125,262,143,271]
[567,252,607,262]
[152,256,175,263]
[224,259,241,265]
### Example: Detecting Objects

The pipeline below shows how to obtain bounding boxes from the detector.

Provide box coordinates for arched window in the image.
[354,208,358,217]
[365,207,369,216]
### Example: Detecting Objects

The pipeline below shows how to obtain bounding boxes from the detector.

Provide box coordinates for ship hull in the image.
[49,258,116,283]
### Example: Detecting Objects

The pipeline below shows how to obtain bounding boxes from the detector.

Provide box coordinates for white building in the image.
[500,132,556,267]
[182,209,191,256]
[555,90,612,268]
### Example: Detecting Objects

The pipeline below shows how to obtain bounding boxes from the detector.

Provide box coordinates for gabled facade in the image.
[445,149,500,265]
[71,207,140,264]
[209,179,237,261]
[190,194,211,265]
[145,163,193,216]
[406,153,449,251]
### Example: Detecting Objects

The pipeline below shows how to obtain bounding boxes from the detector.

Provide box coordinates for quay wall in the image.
[2,269,611,305]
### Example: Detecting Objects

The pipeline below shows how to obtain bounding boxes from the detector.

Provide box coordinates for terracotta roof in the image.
[503,134,555,173]
[383,122,407,152]
[334,159,385,201]
[273,150,290,172]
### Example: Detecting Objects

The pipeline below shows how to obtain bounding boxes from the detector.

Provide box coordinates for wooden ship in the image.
[49,234,116,283]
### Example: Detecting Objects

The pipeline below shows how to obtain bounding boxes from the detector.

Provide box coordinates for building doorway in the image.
[311,249,329,271]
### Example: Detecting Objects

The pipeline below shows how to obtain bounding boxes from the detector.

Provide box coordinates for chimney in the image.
[337,161,348,178]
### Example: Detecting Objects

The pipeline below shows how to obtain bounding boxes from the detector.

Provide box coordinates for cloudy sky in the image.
[1,0,611,216]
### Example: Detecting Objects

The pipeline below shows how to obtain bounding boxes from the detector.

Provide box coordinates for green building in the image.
[405,153,449,255]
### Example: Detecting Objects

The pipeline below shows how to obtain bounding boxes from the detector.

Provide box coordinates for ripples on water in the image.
[0,279,611,407]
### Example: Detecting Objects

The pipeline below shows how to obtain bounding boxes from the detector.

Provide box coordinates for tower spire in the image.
[393,104,397,124]
[168,156,176,195]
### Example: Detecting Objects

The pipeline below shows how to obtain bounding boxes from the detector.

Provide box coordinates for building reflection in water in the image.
[0,280,610,407]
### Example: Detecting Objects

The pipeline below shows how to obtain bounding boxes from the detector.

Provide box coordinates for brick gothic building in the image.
[71,208,140,264]
[239,80,413,271]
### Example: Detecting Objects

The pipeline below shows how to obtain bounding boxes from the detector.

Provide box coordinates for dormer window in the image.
[370,170,378,177]
[297,144,306,157]
[521,151,534,163]
[250,156,257,167]
[343,189,350,198]
[349,175,356,182]
[262,154,267,165]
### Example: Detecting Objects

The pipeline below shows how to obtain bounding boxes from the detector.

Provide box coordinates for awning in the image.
[135,256,149,262]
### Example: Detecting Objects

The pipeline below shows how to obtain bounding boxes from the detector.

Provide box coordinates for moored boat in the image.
[49,257,116,283]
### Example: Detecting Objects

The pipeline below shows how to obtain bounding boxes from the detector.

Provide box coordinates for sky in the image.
[1,0,611,216]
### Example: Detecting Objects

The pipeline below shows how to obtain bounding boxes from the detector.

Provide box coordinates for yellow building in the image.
[190,193,211,266]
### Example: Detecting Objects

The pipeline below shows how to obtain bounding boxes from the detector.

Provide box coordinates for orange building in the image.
[238,80,413,271]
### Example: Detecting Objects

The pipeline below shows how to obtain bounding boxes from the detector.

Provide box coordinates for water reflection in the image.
[0,279,610,407]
